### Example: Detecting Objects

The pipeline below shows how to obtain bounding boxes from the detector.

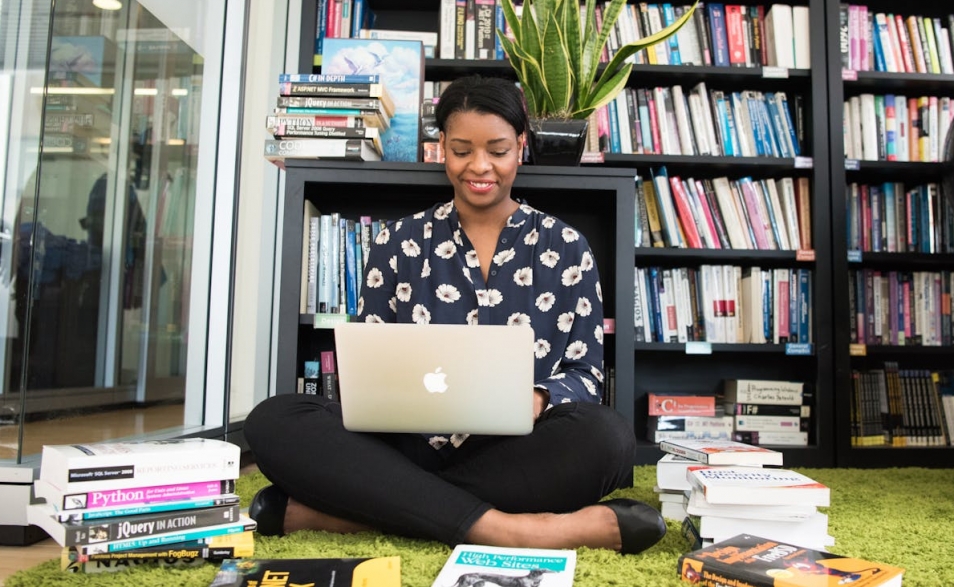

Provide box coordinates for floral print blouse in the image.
[356,200,605,450]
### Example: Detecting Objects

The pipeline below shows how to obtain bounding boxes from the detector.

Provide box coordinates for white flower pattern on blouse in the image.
[356,200,604,451]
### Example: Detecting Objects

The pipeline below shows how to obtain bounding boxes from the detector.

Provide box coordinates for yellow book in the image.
[642,180,666,247]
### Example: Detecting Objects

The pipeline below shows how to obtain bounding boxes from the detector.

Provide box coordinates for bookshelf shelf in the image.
[633,342,808,354]
[598,154,812,175]
[843,161,949,181]
[846,252,954,269]
[634,248,814,266]
[846,71,954,92]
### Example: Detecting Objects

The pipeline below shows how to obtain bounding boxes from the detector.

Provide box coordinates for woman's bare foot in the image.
[283,497,373,534]
[464,504,622,551]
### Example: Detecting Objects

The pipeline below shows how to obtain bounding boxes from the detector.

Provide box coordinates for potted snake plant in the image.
[496,0,699,164]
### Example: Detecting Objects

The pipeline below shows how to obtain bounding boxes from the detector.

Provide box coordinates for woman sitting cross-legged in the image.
[244,75,667,555]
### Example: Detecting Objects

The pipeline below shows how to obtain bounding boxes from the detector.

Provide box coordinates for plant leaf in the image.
[572,63,631,119]
[541,10,572,114]
[497,0,522,45]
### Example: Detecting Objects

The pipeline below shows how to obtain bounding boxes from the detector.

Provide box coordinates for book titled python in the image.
[208,556,400,587]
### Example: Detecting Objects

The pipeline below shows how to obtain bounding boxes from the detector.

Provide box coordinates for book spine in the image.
[277,73,380,83]
[51,480,237,512]
[320,350,339,401]
[57,495,241,523]
[61,505,242,547]
[90,520,256,555]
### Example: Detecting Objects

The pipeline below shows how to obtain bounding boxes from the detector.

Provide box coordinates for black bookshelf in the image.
[825,0,954,467]
[286,0,839,467]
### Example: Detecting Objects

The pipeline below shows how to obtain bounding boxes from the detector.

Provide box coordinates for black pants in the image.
[244,394,637,545]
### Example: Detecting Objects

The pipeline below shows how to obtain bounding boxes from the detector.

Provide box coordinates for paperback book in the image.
[677,534,904,586]
[687,466,831,507]
[430,544,576,587]
[61,531,254,573]
[208,556,401,587]
[34,478,236,511]
[660,438,784,466]
[38,439,240,494]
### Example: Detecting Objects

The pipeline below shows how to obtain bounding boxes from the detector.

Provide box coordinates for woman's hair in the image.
[435,75,528,137]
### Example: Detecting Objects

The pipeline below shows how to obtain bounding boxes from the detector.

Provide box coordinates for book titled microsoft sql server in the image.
[39,439,240,494]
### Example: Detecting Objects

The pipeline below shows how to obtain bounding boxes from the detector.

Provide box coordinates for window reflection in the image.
[0,0,223,461]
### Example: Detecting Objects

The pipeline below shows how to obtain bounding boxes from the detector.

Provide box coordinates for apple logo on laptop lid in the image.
[423,367,448,393]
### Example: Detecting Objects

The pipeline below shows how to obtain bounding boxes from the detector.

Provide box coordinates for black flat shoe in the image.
[249,485,288,537]
[602,498,667,555]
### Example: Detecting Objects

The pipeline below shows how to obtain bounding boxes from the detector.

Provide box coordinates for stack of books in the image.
[26,439,256,574]
[265,73,390,166]
[663,438,833,551]
[725,378,811,447]
[654,437,782,522]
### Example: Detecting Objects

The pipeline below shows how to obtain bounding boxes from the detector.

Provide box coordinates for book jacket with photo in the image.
[431,544,576,587]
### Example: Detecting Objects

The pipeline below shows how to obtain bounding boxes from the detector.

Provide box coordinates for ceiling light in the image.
[171,89,188,97]
[93,0,122,10]
[31,87,116,95]
[134,88,158,96]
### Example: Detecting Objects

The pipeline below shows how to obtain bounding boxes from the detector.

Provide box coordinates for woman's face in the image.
[440,109,524,217]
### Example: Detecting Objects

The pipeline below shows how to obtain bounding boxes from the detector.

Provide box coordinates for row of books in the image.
[851,363,954,447]
[598,85,804,159]
[635,265,813,345]
[300,202,389,316]
[638,170,812,251]
[839,7,954,75]
[848,269,954,347]
[26,439,255,574]
[313,0,377,55]
[843,93,954,163]
[846,182,954,254]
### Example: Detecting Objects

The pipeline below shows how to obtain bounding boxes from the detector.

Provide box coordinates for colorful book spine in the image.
[55,494,241,523]
[38,479,236,512]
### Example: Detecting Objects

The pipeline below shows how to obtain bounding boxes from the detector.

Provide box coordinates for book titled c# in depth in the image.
[678,534,904,587]
[431,545,577,587]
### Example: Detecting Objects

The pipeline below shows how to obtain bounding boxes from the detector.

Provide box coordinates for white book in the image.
[729,92,754,157]
[661,269,680,342]
[792,5,811,69]
[697,511,832,550]
[301,200,320,313]
[687,92,712,155]
[929,96,940,162]
[38,439,240,495]
[734,414,802,431]
[874,13,897,72]
[677,6,703,65]
[656,453,699,491]
[764,179,790,250]
[777,178,801,251]
[264,138,382,162]
[654,87,677,155]
[661,500,688,522]
[765,4,795,69]
[694,82,722,156]
[723,379,804,405]
[724,264,740,343]
[439,0,457,58]
[358,28,438,58]
[430,545,576,587]
[849,95,864,160]
[660,438,782,466]
[735,430,810,446]
[859,93,878,160]
[687,466,830,507]
[700,265,720,343]
[686,489,817,521]
[634,268,650,342]
[843,100,854,158]
[740,266,766,344]
[672,85,696,156]
[652,170,682,247]
[711,177,750,249]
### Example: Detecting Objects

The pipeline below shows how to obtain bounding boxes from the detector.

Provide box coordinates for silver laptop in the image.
[333,323,535,435]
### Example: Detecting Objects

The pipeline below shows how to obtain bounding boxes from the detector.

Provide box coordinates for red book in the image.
[724,5,747,67]
[649,394,716,417]
[670,176,704,248]
[647,91,662,155]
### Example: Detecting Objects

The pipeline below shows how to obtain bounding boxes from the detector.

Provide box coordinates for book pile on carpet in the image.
[655,437,833,551]
[26,438,256,574]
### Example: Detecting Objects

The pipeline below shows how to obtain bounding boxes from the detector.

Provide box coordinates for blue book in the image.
[662,4,682,65]
[649,267,665,342]
[758,179,783,248]
[344,219,358,315]
[607,98,621,153]
[872,19,887,71]
[883,181,897,252]
[315,0,328,56]
[98,518,255,554]
[763,92,791,158]
[494,2,506,60]
[798,269,812,343]
[870,185,883,252]
[776,92,801,156]
[720,93,740,156]
[707,3,730,67]
[278,73,381,83]
[762,269,773,341]
[637,89,653,151]
[351,0,366,38]
[322,38,425,162]
[756,97,782,157]
[742,93,767,156]
[712,92,734,156]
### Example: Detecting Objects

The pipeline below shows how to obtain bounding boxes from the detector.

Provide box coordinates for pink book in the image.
[689,179,722,249]
[670,176,703,248]
[647,91,662,154]
[738,179,770,250]
[848,5,860,70]
[859,5,869,71]
[35,479,236,511]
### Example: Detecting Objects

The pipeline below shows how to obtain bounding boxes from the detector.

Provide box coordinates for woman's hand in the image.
[533,388,550,419]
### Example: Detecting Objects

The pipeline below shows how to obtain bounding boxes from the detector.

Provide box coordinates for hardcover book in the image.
[38,439,240,494]
[677,534,904,587]
[321,37,425,162]
[687,466,831,507]
[430,544,576,587]
[208,556,401,587]
[659,438,783,466]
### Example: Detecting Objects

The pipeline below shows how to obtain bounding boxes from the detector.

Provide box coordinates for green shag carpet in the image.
[8,467,954,587]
